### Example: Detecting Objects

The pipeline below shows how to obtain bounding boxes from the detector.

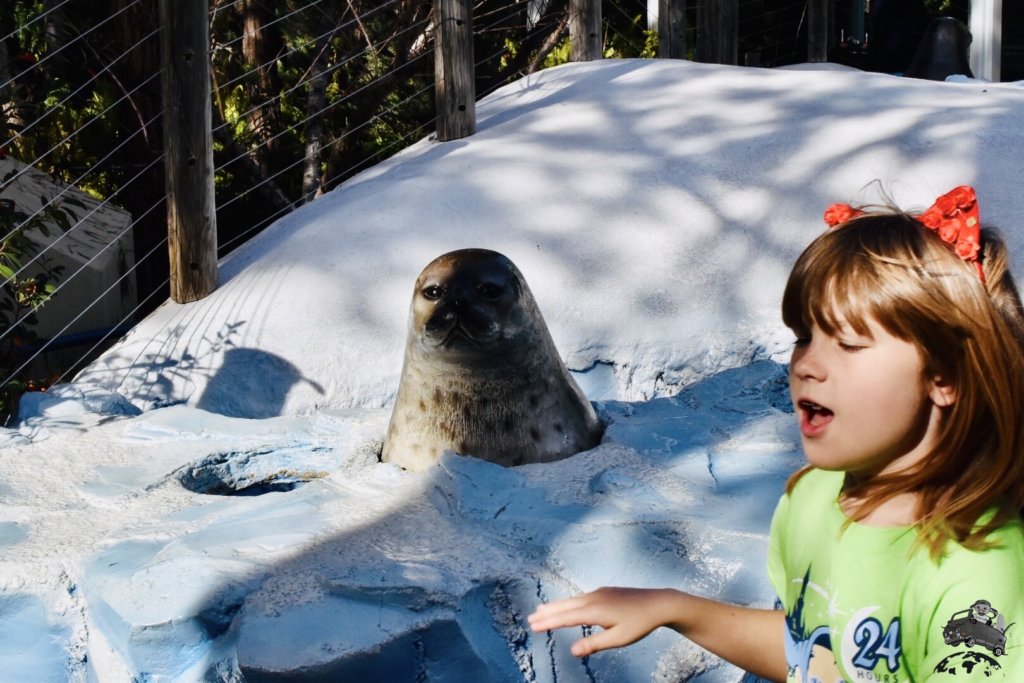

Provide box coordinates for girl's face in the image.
[789,315,953,481]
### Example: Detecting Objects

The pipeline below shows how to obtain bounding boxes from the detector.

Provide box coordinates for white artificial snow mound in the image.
[66,58,1024,420]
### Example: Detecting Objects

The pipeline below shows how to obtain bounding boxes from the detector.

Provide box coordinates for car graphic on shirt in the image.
[942,601,1009,657]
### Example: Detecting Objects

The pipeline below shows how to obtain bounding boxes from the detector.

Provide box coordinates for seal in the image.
[381,249,603,471]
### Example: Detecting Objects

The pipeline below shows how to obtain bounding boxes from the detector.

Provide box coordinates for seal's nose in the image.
[424,306,459,338]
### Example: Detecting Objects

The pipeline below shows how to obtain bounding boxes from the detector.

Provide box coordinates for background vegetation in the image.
[0,0,973,421]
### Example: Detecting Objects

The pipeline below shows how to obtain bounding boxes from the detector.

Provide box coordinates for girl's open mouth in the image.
[798,400,834,436]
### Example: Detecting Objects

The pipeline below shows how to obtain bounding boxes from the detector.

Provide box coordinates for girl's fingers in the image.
[528,589,638,631]
[532,595,588,617]
[530,607,619,657]
[528,604,595,632]
[571,629,617,657]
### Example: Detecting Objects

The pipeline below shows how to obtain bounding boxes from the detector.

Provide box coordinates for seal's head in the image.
[411,249,536,360]
[382,249,602,471]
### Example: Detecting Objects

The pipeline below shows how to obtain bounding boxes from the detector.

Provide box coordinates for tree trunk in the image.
[698,0,737,65]
[658,0,686,59]
[212,107,292,214]
[238,0,283,175]
[106,0,170,313]
[301,38,329,204]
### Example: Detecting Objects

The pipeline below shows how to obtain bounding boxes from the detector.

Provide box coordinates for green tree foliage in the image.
[1,0,834,423]
[6,0,817,422]
[3,0,893,423]
[0,0,602,421]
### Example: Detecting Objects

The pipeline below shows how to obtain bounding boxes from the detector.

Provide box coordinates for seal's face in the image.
[411,249,528,357]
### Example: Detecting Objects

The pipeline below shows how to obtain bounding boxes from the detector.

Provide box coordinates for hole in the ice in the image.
[176,447,331,496]
[229,480,306,496]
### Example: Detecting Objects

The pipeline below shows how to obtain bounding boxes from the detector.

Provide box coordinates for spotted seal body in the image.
[382,249,602,471]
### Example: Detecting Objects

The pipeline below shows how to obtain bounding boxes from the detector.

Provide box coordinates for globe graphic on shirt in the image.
[932,651,1002,677]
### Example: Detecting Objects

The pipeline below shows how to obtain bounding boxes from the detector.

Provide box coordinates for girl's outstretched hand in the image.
[527,587,675,657]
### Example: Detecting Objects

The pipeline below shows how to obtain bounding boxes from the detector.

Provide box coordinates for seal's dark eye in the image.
[422,285,445,300]
[476,283,503,299]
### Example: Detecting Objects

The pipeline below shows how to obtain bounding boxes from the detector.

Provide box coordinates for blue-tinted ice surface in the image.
[0,594,73,683]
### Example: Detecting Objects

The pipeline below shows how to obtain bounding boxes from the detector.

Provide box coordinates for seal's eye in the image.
[476,283,503,299]
[422,285,445,300]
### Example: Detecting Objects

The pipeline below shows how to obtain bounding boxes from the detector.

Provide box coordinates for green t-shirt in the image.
[767,468,1024,682]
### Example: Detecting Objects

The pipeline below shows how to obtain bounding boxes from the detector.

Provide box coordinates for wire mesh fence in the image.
[0,0,559,420]
[0,0,1009,422]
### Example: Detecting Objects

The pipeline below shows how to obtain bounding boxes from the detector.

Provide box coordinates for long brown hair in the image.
[782,211,1024,559]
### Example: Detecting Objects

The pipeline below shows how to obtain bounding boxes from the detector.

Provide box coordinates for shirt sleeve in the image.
[915,520,1024,682]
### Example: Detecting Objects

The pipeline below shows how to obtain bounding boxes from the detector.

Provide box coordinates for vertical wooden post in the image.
[434,0,475,141]
[570,0,602,62]
[159,0,217,303]
[807,0,828,63]
[698,0,737,65]
[658,0,686,59]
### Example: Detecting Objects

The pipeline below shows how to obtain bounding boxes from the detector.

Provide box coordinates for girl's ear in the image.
[929,376,956,407]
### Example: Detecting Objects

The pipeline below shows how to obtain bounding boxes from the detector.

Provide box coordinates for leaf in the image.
[51,211,71,231]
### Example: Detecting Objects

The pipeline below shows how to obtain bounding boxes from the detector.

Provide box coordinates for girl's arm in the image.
[528,587,788,682]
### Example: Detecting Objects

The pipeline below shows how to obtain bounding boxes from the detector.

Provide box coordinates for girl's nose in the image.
[790,337,826,381]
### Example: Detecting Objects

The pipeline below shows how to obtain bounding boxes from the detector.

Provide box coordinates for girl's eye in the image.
[422,285,445,300]
[838,341,865,352]
[791,330,811,347]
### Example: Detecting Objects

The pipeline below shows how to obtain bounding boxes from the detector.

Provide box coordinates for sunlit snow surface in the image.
[1,59,1022,681]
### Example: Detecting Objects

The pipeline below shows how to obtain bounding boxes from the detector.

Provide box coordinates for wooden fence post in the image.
[807,0,829,63]
[434,0,475,141]
[698,0,737,65]
[658,0,686,59]
[159,0,217,304]
[570,0,602,61]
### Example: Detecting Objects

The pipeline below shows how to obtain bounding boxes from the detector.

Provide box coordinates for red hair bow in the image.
[823,203,864,227]
[823,185,984,283]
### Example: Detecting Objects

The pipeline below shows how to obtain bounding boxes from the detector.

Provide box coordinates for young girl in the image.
[528,186,1024,682]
